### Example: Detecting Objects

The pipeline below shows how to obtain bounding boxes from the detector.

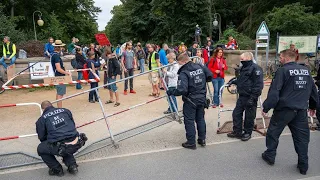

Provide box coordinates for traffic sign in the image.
[258,36,269,40]
[256,21,270,35]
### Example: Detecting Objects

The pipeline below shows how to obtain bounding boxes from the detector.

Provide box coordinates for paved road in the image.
[1,133,320,180]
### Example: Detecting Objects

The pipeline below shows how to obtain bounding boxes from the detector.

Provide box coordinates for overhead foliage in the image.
[105,0,320,48]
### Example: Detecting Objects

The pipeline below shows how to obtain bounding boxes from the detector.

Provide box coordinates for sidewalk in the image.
[1,133,319,180]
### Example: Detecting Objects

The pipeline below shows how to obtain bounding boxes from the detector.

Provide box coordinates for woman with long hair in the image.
[207,47,228,108]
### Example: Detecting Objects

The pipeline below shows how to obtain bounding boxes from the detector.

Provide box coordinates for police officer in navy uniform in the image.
[36,101,87,177]
[227,52,264,141]
[167,53,212,149]
[261,49,318,175]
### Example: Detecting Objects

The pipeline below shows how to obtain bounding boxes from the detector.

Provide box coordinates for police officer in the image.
[167,53,212,149]
[227,52,264,141]
[261,49,318,175]
[36,101,87,177]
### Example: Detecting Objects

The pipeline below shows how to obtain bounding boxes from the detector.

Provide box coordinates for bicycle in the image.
[0,71,5,94]
[264,59,281,81]
[305,53,320,74]
[226,64,240,94]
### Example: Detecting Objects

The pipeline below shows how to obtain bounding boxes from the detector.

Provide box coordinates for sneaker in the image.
[261,153,274,165]
[241,133,251,141]
[182,142,196,150]
[212,105,217,108]
[89,100,95,103]
[49,167,64,177]
[227,131,242,139]
[124,90,128,95]
[197,139,206,147]
[219,104,224,108]
[130,89,136,94]
[67,164,79,175]
[163,110,171,114]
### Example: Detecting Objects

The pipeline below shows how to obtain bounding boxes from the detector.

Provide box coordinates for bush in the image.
[17,40,45,58]
[216,28,255,50]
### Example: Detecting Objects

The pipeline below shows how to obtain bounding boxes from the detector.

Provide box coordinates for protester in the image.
[180,45,187,54]
[36,101,87,177]
[105,47,121,107]
[121,42,137,95]
[289,43,299,61]
[75,48,86,90]
[86,43,102,60]
[188,42,198,57]
[194,49,204,65]
[178,42,187,53]
[167,53,212,149]
[86,51,101,103]
[50,40,71,108]
[0,36,17,69]
[227,52,263,141]
[44,37,54,58]
[67,37,80,54]
[163,52,179,114]
[205,40,214,57]
[225,36,238,50]
[136,45,146,73]
[261,49,318,175]
[207,47,228,108]
[148,44,161,97]
[159,44,169,66]
[194,24,202,45]
[206,37,214,45]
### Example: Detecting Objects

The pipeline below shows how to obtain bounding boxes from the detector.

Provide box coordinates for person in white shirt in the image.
[163,52,179,114]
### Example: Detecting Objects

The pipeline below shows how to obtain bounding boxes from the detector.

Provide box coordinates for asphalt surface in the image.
[1,132,319,180]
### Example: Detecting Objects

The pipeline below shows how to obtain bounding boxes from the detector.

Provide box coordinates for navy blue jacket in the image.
[87,58,101,79]
[168,61,212,105]
[36,106,79,143]
[235,61,264,99]
[263,62,318,113]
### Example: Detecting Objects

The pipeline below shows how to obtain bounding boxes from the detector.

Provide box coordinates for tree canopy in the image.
[105,0,320,47]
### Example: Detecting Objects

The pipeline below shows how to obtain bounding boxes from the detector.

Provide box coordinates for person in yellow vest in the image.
[0,36,17,69]
[147,44,161,97]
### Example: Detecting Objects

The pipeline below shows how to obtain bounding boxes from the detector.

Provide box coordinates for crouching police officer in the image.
[227,52,264,141]
[167,53,212,150]
[261,49,318,175]
[36,101,88,177]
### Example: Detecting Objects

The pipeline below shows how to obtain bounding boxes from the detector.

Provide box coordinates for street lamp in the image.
[33,11,44,41]
[213,13,222,41]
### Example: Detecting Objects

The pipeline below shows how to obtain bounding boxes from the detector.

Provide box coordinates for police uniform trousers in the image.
[264,109,310,171]
[37,140,79,169]
[183,102,206,144]
[232,96,257,135]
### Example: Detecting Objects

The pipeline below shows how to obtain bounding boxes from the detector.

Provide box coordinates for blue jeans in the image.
[76,72,83,89]
[167,87,178,112]
[0,55,17,69]
[212,77,225,105]
[139,59,145,73]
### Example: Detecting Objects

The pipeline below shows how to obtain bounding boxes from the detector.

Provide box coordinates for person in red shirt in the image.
[207,47,228,108]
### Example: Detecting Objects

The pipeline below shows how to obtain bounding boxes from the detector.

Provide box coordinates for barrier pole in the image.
[0,102,42,115]
[258,96,266,129]
[160,72,181,123]
[217,85,225,128]
[94,89,118,148]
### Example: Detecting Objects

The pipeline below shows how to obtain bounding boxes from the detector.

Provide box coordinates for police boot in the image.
[182,142,196,150]
[48,166,64,177]
[261,153,274,166]
[297,164,307,175]
[227,131,242,139]
[67,164,79,175]
[197,139,206,147]
[241,133,251,141]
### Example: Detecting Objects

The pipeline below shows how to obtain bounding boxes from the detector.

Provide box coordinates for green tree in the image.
[266,2,320,36]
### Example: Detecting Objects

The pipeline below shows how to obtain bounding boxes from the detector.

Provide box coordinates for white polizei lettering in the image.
[43,109,65,118]
[189,69,203,77]
[289,69,309,76]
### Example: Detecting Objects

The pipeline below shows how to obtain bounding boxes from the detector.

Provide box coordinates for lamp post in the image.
[213,13,222,41]
[33,11,44,41]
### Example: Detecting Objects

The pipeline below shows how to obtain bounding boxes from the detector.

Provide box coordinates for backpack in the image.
[205,57,216,67]
[71,58,78,69]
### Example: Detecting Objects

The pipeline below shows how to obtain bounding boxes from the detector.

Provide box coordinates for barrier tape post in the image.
[94,89,118,148]
[160,72,181,123]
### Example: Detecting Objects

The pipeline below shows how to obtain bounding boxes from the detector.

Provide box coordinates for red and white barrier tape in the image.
[0,95,167,141]
[2,78,100,90]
